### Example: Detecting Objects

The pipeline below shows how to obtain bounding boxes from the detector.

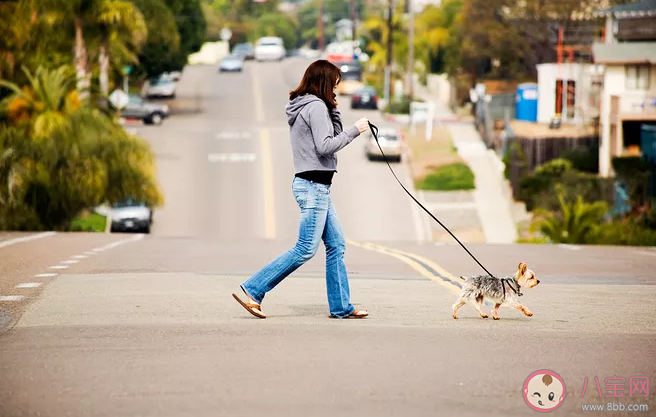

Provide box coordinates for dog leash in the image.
[367,121,520,295]
[501,278,522,297]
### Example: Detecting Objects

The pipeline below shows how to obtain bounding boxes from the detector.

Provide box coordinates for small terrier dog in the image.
[452,262,540,320]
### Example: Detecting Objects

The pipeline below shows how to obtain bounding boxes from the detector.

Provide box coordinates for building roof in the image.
[592,42,656,64]
[599,0,656,18]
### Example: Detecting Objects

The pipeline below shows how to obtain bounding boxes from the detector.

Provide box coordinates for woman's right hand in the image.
[354,117,369,134]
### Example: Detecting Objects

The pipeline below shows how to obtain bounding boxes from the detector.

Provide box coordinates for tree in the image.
[533,190,608,244]
[130,0,180,77]
[161,0,207,71]
[251,13,299,49]
[0,65,162,230]
[94,0,147,95]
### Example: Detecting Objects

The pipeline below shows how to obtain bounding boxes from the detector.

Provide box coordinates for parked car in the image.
[219,54,244,72]
[336,61,364,95]
[254,37,286,61]
[168,71,182,81]
[364,126,403,162]
[351,87,378,109]
[232,42,254,60]
[144,76,176,98]
[122,94,169,125]
[110,199,153,234]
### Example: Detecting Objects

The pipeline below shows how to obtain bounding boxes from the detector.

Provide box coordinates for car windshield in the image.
[152,78,172,86]
[114,199,144,208]
[260,42,280,47]
[234,44,251,51]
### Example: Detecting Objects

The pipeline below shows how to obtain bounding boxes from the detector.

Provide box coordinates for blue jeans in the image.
[242,177,356,318]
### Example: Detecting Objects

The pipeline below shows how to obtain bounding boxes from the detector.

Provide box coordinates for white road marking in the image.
[0,231,56,248]
[16,283,42,289]
[84,251,96,255]
[49,265,69,270]
[72,255,88,259]
[62,260,80,264]
[214,131,252,140]
[34,273,58,278]
[208,153,256,163]
[637,250,656,256]
[559,244,582,251]
[0,296,24,301]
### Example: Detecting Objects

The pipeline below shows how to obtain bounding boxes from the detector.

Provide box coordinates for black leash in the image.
[367,121,514,290]
[501,278,523,297]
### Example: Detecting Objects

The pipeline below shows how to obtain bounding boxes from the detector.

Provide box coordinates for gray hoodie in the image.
[285,94,361,174]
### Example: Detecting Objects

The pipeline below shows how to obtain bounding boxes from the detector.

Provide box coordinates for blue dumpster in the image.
[641,123,656,199]
[515,83,538,122]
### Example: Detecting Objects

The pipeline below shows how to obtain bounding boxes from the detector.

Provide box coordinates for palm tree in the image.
[94,0,147,96]
[0,65,81,138]
[533,190,608,244]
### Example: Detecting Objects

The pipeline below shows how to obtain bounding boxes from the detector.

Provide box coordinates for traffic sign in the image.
[220,27,233,41]
[109,89,129,110]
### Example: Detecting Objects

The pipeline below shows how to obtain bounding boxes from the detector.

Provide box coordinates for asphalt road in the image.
[1,58,655,417]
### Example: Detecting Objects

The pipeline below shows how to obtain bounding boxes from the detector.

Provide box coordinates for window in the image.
[555,80,576,119]
[626,65,651,90]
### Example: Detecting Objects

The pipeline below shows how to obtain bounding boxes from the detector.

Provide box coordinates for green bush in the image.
[561,145,599,173]
[518,159,615,212]
[532,191,608,244]
[69,212,107,232]
[416,162,475,191]
[591,218,656,246]
[384,96,423,115]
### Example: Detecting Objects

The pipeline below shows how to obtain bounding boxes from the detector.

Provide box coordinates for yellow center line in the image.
[261,129,276,239]
[347,239,461,295]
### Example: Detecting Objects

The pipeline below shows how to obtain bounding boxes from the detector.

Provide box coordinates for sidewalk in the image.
[414,84,518,244]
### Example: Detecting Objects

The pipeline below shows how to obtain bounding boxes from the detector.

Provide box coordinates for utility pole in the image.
[384,0,393,104]
[406,0,414,99]
[318,0,325,51]
[350,0,357,43]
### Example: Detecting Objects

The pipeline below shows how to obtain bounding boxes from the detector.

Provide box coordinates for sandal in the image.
[329,308,369,319]
[232,287,266,319]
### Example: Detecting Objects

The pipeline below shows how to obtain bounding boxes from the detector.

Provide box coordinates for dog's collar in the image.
[501,278,523,297]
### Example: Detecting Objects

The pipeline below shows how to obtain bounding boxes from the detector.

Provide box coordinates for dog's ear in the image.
[518,262,527,275]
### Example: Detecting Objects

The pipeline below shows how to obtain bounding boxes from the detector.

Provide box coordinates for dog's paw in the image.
[493,316,500,320]
[480,314,488,319]
[526,312,533,317]
[452,314,458,320]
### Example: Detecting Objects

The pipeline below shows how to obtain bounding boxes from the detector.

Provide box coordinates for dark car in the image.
[351,87,378,109]
[110,199,153,234]
[232,42,254,60]
[122,94,169,125]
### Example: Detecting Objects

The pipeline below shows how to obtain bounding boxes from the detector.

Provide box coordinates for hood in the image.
[113,206,150,220]
[285,94,323,126]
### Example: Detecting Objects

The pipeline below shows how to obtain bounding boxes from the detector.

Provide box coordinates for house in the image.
[593,0,656,177]
[536,63,604,125]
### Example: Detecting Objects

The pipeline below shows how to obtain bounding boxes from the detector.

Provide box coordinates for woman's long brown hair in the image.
[289,60,341,109]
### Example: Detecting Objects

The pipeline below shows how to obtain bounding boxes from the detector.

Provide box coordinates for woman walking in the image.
[232,60,370,319]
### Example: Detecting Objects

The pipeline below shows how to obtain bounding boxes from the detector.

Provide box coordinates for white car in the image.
[144,76,176,98]
[254,37,286,61]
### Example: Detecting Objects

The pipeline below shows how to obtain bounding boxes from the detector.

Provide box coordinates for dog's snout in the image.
[537,280,541,284]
